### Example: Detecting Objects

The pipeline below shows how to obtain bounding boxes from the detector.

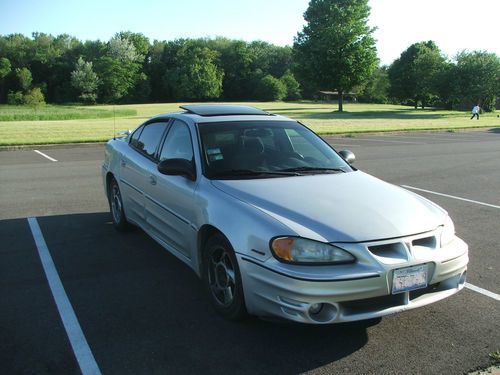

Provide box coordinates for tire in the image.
[108,178,130,231]
[203,233,247,320]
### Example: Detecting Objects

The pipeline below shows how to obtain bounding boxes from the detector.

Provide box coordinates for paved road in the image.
[1,130,499,375]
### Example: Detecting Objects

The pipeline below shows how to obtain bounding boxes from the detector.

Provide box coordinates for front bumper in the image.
[239,236,468,324]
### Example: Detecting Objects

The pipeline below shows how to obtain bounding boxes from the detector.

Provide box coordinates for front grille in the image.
[368,242,408,262]
[409,282,441,300]
[412,236,436,249]
[341,293,406,314]
[340,283,441,315]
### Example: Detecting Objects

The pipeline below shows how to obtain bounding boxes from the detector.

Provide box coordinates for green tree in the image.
[358,66,389,103]
[34,33,82,103]
[454,51,500,111]
[0,34,33,68]
[0,57,11,101]
[388,41,447,108]
[146,40,167,102]
[280,70,301,100]
[208,38,254,100]
[71,57,99,103]
[434,62,461,109]
[7,91,24,105]
[107,34,152,103]
[0,57,11,80]
[107,35,142,63]
[205,38,295,100]
[116,31,150,61]
[255,75,287,101]
[293,0,378,111]
[95,56,139,102]
[16,67,32,91]
[80,40,106,62]
[249,41,293,79]
[163,42,224,100]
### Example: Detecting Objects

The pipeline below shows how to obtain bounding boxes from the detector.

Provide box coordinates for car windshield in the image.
[198,120,352,179]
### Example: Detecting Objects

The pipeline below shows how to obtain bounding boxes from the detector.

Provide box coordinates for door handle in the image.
[149,175,157,185]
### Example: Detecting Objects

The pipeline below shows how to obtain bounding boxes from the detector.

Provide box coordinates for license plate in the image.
[392,264,428,294]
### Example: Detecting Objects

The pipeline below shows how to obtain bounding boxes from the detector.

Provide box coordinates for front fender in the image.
[195,179,295,263]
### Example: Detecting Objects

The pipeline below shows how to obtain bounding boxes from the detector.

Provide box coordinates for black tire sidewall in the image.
[203,234,247,320]
[109,178,129,231]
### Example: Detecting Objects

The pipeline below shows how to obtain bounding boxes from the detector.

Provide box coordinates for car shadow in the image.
[487,127,500,134]
[1,212,376,374]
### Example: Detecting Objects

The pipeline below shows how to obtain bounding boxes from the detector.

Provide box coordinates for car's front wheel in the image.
[109,178,130,231]
[203,234,247,320]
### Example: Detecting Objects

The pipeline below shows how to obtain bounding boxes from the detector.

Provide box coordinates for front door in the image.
[144,119,198,260]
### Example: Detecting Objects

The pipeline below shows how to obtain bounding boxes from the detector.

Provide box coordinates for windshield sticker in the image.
[207,148,223,161]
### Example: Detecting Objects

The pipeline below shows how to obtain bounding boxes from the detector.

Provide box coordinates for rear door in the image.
[119,121,170,227]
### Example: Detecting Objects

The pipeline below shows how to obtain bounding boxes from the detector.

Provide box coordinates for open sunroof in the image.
[180,104,270,116]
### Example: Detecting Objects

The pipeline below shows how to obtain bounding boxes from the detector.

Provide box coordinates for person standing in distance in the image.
[470,104,480,120]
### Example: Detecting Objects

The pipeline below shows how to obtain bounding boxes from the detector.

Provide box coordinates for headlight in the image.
[440,216,456,247]
[271,237,355,264]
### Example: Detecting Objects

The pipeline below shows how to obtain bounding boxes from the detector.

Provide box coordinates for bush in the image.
[256,75,287,101]
[24,87,46,107]
[280,71,301,100]
[7,91,24,105]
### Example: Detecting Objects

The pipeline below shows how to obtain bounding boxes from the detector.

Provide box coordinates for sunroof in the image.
[180,104,270,116]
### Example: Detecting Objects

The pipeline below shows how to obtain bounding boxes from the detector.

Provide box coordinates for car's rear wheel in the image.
[109,178,130,231]
[203,234,247,320]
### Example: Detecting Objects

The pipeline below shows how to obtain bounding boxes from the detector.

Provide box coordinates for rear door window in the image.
[133,122,169,158]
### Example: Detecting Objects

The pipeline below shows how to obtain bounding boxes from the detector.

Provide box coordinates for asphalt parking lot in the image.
[1,130,499,375]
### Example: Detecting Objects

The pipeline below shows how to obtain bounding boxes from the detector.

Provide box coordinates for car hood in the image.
[211,171,446,243]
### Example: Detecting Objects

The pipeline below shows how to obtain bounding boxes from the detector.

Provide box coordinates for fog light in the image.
[309,303,323,315]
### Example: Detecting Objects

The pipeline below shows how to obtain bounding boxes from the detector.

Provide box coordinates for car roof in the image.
[149,105,295,124]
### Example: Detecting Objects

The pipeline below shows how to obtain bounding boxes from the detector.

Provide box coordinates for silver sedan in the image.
[102,104,468,324]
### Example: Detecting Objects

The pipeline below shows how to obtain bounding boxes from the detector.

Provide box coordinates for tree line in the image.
[0,29,498,111]
[0,32,300,106]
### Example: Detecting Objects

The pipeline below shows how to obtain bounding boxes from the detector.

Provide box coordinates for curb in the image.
[0,142,107,152]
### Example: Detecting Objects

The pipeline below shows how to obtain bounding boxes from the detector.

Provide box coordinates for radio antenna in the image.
[113,105,116,140]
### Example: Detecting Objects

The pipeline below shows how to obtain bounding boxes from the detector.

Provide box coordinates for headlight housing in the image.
[440,216,456,247]
[271,237,355,264]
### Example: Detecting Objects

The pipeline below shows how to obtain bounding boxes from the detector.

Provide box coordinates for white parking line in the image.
[402,185,500,210]
[332,143,361,147]
[327,134,422,145]
[27,217,101,375]
[34,150,58,162]
[465,283,500,302]
[375,134,481,142]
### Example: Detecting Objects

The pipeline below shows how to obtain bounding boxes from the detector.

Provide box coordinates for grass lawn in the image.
[0,102,498,146]
[0,104,136,121]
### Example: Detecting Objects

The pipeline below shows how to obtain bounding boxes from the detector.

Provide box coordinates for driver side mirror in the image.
[339,150,356,164]
[158,158,196,181]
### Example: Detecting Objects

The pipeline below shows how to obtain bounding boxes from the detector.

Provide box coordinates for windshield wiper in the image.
[279,166,347,174]
[213,169,301,178]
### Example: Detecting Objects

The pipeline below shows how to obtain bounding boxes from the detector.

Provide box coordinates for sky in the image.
[1,0,499,66]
